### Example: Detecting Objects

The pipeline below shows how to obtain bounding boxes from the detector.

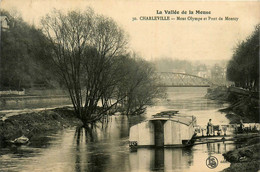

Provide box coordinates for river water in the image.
[0,88,238,172]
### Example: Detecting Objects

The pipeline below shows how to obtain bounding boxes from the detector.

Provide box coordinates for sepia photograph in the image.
[0,0,259,171]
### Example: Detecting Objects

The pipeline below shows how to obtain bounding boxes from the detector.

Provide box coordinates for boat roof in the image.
[149,110,195,126]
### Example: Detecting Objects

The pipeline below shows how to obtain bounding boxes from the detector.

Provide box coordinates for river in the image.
[0,87,238,172]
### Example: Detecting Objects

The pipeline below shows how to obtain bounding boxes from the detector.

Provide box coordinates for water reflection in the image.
[129,142,235,172]
[0,120,236,172]
[72,123,191,172]
[71,122,234,172]
[71,117,131,172]
[129,147,193,171]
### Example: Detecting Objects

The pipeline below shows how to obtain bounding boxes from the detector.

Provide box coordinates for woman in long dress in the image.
[207,119,213,136]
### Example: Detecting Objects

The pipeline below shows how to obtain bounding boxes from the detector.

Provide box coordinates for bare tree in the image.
[41,9,128,125]
[81,15,128,122]
[116,54,165,116]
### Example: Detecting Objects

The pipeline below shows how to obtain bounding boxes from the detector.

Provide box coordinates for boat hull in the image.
[129,116,196,148]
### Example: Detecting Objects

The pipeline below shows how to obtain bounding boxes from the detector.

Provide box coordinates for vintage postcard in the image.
[0,0,259,171]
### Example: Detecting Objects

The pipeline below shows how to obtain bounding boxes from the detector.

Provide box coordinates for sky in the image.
[1,0,260,62]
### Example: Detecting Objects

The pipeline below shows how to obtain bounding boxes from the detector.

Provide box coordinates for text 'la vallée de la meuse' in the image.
[156,10,211,15]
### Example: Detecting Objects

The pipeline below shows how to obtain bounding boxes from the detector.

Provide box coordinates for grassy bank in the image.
[222,137,260,172]
[0,107,82,146]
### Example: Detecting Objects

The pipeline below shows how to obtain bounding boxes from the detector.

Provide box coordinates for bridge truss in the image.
[158,72,214,87]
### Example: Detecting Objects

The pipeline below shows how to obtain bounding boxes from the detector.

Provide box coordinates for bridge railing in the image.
[158,72,215,87]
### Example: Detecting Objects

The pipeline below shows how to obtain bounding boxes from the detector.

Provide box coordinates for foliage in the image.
[117,54,165,116]
[226,25,259,91]
[0,10,54,90]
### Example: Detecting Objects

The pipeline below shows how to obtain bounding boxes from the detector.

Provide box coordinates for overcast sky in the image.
[1,0,260,62]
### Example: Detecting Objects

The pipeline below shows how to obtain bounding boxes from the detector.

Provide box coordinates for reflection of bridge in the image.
[158,72,214,87]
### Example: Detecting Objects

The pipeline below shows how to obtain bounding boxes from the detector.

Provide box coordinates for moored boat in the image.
[129,110,197,148]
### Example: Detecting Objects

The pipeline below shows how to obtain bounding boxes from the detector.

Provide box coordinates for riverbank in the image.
[222,137,260,172]
[206,86,259,123]
[206,86,260,172]
[0,107,82,146]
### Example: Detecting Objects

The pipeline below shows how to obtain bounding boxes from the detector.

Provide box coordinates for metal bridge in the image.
[158,72,214,87]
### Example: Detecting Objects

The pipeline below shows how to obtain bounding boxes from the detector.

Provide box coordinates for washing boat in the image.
[129,110,197,148]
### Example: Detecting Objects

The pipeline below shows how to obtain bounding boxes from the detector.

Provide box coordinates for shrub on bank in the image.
[222,138,260,172]
[0,107,82,146]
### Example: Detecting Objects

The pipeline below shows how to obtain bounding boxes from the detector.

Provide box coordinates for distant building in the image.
[211,64,226,79]
[195,64,210,78]
[210,64,228,85]
[0,15,10,31]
